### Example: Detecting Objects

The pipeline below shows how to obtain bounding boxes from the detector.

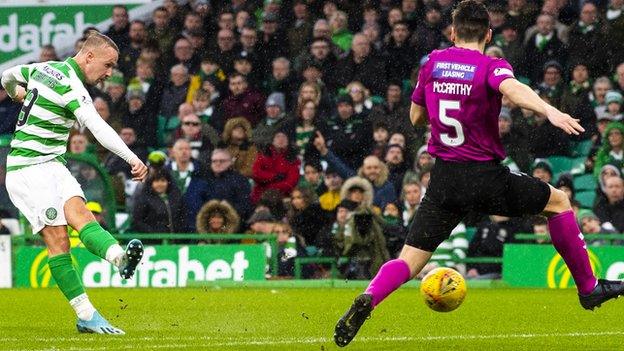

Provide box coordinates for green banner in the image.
[502,244,624,288]
[0,2,143,66]
[14,245,267,288]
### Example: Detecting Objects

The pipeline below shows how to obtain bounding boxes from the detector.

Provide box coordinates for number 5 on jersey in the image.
[439,99,464,147]
[16,88,39,128]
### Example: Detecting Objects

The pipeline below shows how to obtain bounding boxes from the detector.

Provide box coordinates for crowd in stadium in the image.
[1,0,624,279]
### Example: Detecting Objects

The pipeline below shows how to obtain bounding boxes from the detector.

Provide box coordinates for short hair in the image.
[452,0,490,43]
[82,32,119,53]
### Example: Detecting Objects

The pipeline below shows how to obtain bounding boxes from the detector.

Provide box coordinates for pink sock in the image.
[547,210,597,295]
[364,259,411,307]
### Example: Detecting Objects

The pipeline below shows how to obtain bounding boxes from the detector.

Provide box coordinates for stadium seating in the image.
[575,190,597,209]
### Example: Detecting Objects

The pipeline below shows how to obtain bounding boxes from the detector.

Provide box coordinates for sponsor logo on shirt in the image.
[493,68,514,77]
[81,95,92,105]
[42,65,64,81]
[432,61,476,81]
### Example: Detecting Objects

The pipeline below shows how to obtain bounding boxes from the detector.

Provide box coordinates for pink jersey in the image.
[411,46,515,162]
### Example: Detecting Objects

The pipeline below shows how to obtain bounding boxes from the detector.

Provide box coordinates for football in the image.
[420,267,467,312]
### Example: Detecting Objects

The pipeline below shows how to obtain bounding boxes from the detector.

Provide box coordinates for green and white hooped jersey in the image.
[7,58,90,171]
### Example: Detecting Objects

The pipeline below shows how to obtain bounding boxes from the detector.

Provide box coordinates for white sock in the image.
[105,244,125,268]
[70,293,96,321]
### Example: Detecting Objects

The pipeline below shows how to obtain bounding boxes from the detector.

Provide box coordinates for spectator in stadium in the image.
[251,129,301,203]
[232,51,261,90]
[287,1,314,63]
[132,167,185,236]
[499,108,531,172]
[604,91,623,121]
[329,11,353,52]
[166,139,210,232]
[567,2,609,78]
[263,58,299,110]
[335,33,387,96]
[293,99,319,159]
[591,76,613,121]
[274,222,301,277]
[37,44,59,62]
[357,156,397,210]
[315,95,372,170]
[0,85,19,135]
[188,57,228,101]
[288,186,329,248]
[253,92,291,149]
[523,13,567,85]
[382,21,416,83]
[334,176,390,279]
[118,20,147,78]
[159,64,191,123]
[124,84,157,148]
[182,11,204,38]
[205,148,253,223]
[369,82,414,143]
[295,81,333,120]
[593,121,624,177]
[68,133,90,156]
[196,200,240,236]
[531,160,553,184]
[190,89,223,133]
[609,0,624,64]
[148,6,175,58]
[492,22,524,74]
[105,4,130,51]
[168,37,200,75]
[235,10,251,35]
[561,62,597,140]
[318,166,344,212]
[536,61,565,108]
[103,69,127,124]
[293,38,337,90]
[593,176,624,232]
[222,117,257,178]
[222,73,266,127]
[371,121,390,158]
[298,161,325,196]
[615,63,624,93]
[467,215,520,279]
[401,179,421,227]
[173,113,219,163]
[527,93,570,158]
[245,209,276,237]
[346,81,373,118]
[598,164,620,197]
[209,29,238,74]
[578,209,618,245]
[258,13,288,72]
[411,4,444,59]
[385,144,409,198]
[238,26,264,73]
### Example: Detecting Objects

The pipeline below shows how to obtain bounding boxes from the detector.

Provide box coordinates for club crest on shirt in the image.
[493,68,514,77]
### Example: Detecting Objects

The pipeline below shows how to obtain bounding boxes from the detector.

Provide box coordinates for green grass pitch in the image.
[0,286,623,350]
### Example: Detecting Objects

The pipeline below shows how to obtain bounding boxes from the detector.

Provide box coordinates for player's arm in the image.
[410,102,429,127]
[499,78,584,135]
[1,64,30,103]
[73,99,148,181]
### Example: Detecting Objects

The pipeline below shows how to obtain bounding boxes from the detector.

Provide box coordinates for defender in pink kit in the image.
[334,1,624,347]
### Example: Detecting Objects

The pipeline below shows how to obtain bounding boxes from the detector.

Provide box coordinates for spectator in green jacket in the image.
[593,121,624,177]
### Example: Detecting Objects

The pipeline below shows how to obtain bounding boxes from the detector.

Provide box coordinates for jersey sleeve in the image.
[1,64,33,100]
[411,61,429,107]
[63,81,138,163]
[486,58,515,92]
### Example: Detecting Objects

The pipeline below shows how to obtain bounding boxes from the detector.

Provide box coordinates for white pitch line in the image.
[4,331,624,350]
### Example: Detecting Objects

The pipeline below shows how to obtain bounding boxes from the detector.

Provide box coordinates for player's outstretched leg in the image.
[545,189,624,310]
[48,252,125,335]
[79,221,143,279]
[334,247,428,347]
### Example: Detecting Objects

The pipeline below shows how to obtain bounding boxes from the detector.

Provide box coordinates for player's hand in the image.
[13,85,26,103]
[545,105,585,135]
[129,158,148,182]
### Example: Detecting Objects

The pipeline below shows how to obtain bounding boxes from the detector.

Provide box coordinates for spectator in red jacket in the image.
[251,128,301,203]
[221,72,266,127]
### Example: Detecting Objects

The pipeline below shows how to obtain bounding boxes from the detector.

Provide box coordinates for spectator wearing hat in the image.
[298,161,325,196]
[315,94,373,170]
[594,121,624,177]
[0,84,19,135]
[103,69,128,124]
[221,117,258,178]
[251,128,301,203]
[334,33,388,96]
[258,11,288,73]
[499,107,531,172]
[221,73,266,127]
[577,209,618,245]
[567,2,610,78]
[287,1,314,57]
[531,160,554,184]
[523,14,567,85]
[252,92,292,149]
[205,148,252,223]
[246,209,276,237]
[318,165,344,212]
[605,91,623,121]
[493,21,524,73]
[593,175,624,232]
[536,60,565,108]
[232,51,262,89]
[263,57,299,110]
[385,144,409,199]
[196,200,241,239]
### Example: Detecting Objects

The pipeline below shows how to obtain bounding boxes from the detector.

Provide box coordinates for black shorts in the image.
[406,158,551,252]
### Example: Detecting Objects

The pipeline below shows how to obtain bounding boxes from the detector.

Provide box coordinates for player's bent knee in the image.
[543,187,571,215]
[64,197,96,230]
[398,245,434,278]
